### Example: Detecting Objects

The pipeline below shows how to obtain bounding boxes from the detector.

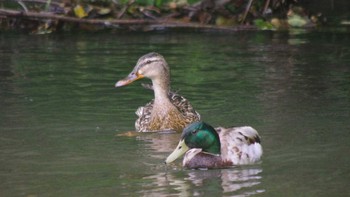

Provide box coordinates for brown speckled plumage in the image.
[136,86,200,132]
[116,52,200,132]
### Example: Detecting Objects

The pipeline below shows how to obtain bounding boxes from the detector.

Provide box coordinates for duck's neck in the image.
[203,141,221,155]
[152,77,172,106]
[203,130,221,155]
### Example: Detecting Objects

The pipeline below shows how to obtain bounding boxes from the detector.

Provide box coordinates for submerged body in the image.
[116,52,200,132]
[165,122,263,169]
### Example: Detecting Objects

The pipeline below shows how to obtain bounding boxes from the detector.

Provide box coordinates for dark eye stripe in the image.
[140,59,159,67]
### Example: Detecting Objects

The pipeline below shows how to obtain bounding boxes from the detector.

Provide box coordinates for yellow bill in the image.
[165,139,189,164]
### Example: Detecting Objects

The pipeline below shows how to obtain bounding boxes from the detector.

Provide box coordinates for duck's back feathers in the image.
[217,126,263,165]
[135,84,200,132]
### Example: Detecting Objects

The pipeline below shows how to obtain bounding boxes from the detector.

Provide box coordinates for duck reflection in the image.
[136,132,181,154]
[142,166,264,196]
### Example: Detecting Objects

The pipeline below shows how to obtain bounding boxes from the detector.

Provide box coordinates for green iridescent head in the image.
[182,121,221,154]
[165,121,221,164]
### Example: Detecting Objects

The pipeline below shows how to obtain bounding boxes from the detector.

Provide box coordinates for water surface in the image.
[1,31,349,196]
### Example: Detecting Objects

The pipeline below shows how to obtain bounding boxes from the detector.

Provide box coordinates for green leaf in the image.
[254,19,275,30]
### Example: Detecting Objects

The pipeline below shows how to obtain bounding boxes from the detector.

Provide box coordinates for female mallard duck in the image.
[115,52,200,132]
[165,121,263,169]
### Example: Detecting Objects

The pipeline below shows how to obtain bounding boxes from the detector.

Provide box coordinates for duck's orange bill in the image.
[115,72,144,87]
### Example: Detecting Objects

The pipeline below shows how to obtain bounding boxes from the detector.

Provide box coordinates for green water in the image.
[1,31,349,196]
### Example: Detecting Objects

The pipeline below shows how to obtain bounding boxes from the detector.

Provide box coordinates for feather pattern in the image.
[136,86,200,132]
[217,126,262,165]
[115,52,200,132]
[165,122,263,169]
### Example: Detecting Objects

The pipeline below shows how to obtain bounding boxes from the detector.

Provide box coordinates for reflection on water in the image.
[142,167,263,196]
[1,31,350,196]
[136,132,181,155]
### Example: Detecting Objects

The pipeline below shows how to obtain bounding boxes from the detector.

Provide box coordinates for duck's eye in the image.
[191,129,199,134]
[146,60,152,64]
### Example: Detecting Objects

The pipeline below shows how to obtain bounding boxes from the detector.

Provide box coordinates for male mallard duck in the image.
[115,52,200,132]
[165,121,263,169]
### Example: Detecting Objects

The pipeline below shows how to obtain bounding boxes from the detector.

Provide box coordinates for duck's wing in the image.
[141,83,201,123]
[133,84,154,132]
[135,100,153,132]
[216,126,263,165]
[168,91,201,123]
[135,84,200,132]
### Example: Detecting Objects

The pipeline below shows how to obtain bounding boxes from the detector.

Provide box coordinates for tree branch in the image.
[0,8,153,25]
[0,8,256,32]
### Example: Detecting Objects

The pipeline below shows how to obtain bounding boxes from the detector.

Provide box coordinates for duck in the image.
[165,121,263,169]
[115,52,201,132]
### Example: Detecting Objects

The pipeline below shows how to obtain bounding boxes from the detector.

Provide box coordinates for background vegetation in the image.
[0,0,348,33]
